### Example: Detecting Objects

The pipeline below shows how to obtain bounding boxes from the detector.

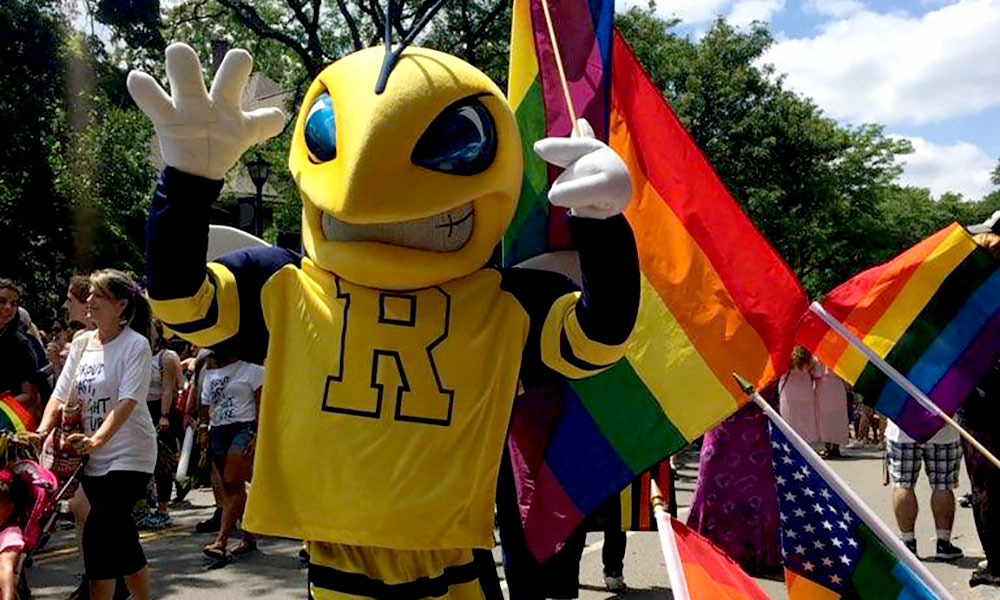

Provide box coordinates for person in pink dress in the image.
[778,346,819,442]
[812,362,850,458]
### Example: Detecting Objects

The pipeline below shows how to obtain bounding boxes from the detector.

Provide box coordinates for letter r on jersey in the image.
[323,285,455,426]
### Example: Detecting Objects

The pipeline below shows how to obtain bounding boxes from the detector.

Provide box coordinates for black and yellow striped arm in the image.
[148,262,241,348]
[539,292,627,379]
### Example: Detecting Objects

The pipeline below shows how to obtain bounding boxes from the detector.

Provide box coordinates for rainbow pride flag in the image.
[0,393,35,433]
[506,0,807,560]
[664,518,771,600]
[797,223,1000,442]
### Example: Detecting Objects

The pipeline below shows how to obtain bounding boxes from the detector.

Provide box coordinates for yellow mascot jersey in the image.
[145,167,639,550]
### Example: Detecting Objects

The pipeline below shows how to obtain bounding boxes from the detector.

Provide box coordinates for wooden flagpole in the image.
[733,374,956,600]
[650,481,691,600]
[537,0,580,135]
[810,302,1000,470]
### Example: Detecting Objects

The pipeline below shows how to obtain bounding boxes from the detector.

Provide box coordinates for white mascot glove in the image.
[968,210,1000,235]
[126,43,285,181]
[533,119,632,219]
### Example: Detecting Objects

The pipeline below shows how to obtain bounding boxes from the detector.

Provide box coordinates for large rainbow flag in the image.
[506,0,808,559]
[797,223,1000,442]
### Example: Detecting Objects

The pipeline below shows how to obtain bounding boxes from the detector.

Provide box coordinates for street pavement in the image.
[25,443,995,599]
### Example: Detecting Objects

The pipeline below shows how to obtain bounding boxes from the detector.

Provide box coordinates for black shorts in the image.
[80,471,150,579]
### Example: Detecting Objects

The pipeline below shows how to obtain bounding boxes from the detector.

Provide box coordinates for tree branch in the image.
[333,0,364,50]
[283,0,325,65]
[215,0,320,75]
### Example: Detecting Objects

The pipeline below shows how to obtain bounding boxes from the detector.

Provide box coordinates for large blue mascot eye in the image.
[305,92,336,162]
[412,98,497,175]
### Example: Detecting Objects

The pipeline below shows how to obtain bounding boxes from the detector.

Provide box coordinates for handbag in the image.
[41,333,88,483]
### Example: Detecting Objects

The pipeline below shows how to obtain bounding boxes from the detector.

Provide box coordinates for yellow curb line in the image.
[33,525,197,565]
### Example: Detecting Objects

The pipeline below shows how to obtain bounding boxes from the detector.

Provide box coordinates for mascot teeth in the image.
[320,203,474,252]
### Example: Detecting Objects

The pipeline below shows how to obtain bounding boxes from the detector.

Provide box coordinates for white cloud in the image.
[896,136,996,199]
[802,0,865,18]
[764,0,1000,125]
[728,0,787,26]
[650,0,734,23]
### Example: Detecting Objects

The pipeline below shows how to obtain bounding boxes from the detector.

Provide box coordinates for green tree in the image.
[1,1,157,322]
[0,0,72,318]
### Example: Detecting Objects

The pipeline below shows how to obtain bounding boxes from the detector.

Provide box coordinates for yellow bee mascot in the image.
[131,25,639,598]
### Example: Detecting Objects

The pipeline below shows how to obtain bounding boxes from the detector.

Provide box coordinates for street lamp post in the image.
[246,154,271,236]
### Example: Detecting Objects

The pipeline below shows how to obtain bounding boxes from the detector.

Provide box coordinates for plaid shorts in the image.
[887,440,962,490]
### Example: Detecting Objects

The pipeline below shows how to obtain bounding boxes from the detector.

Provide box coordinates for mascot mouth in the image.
[320,203,475,252]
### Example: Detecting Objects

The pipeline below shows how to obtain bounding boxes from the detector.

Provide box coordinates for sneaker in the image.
[195,508,222,534]
[935,539,963,561]
[145,510,172,530]
[132,507,150,530]
[979,559,989,570]
[604,574,626,593]
[903,538,917,556]
[970,567,1000,588]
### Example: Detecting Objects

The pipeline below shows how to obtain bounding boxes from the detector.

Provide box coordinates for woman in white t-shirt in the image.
[31,269,156,600]
[197,351,264,560]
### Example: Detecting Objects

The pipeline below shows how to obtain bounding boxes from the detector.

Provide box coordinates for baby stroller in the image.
[10,456,86,600]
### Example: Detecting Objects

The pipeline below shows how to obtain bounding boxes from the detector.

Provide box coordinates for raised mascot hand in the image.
[127,43,285,181]
[534,119,632,220]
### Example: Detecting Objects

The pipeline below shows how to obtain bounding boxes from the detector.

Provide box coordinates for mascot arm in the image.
[503,213,639,387]
[146,167,299,364]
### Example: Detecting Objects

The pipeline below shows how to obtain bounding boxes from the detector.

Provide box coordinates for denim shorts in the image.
[210,421,256,457]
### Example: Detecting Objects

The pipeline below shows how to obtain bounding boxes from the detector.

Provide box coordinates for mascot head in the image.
[289,44,522,290]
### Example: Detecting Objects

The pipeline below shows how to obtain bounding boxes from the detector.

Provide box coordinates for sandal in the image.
[202,543,229,560]
[231,539,257,556]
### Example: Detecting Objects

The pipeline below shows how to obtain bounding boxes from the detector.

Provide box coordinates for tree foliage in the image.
[1,0,154,322]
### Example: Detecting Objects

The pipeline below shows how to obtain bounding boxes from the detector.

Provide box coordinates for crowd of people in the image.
[0,272,266,599]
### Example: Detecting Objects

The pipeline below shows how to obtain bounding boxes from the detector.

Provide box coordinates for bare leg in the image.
[893,487,918,534]
[0,551,18,600]
[930,489,956,531]
[89,578,115,600]
[204,459,230,553]
[69,486,90,551]
[214,451,254,551]
[856,410,869,443]
[123,565,151,600]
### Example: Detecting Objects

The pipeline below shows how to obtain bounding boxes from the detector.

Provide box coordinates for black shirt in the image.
[0,319,39,397]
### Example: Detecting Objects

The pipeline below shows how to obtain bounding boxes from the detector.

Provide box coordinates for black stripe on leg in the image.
[308,557,480,600]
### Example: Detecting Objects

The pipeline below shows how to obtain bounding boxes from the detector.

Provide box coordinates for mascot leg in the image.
[306,542,502,600]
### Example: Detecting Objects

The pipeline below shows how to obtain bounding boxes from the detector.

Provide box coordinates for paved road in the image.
[25,444,995,599]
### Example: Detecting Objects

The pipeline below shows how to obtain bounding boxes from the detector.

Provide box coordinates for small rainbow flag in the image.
[797,223,1000,442]
[663,517,771,600]
[0,393,36,433]
[506,0,807,560]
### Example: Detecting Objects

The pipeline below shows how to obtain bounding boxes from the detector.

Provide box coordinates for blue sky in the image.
[617,0,1000,200]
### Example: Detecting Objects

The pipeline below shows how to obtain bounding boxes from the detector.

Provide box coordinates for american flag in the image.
[770,424,867,593]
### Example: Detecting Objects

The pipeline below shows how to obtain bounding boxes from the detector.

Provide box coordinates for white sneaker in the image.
[604,575,626,593]
[980,559,989,570]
